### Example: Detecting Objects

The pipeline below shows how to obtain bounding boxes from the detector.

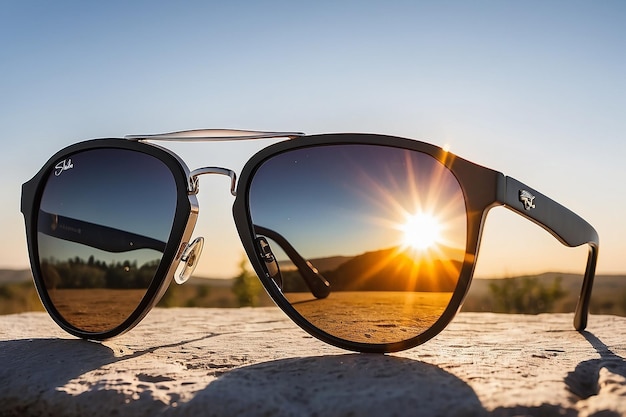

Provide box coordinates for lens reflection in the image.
[249,144,467,344]
[36,148,177,332]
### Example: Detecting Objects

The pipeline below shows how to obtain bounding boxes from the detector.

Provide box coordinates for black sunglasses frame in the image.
[235,133,599,352]
[21,139,199,340]
[21,132,599,353]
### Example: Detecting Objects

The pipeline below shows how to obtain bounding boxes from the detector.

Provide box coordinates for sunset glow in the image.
[401,212,442,251]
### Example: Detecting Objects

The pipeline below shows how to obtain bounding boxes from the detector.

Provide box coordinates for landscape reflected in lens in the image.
[249,144,467,345]
[36,148,177,333]
[39,244,161,332]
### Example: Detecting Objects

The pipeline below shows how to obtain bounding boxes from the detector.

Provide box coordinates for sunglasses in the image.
[21,130,599,353]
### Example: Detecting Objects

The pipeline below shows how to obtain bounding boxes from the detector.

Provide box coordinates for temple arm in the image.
[499,176,599,330]
[36,210,330,298]
[38,210,166,253]
[253,225,331,299]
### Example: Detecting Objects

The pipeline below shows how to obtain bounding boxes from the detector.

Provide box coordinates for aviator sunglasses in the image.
[21,130,599,353]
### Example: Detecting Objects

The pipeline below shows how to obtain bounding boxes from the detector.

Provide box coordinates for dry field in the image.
[287,291,452,344]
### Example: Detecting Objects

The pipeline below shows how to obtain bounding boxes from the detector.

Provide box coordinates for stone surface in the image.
[1,309,625,416]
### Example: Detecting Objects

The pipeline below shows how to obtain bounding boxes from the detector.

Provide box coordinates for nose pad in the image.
[255,236,282,290]
[175,237,204,284]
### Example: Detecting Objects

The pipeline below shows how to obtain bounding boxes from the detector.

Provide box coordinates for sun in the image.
[401,212,442,250]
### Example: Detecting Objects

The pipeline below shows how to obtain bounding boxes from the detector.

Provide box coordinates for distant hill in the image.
[0,269,32,284]
[2,268,625,316]
[463,273,626,316]
[0,269,234,287]
[279,256,352,273]
[4,268,624,296]
[468,272,626,298]
[187,276,234,287]
[322,246,462,292]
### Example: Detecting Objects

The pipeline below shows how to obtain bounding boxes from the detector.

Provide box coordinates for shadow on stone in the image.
[565,331,626,400]
[173,354,488,417]
[0,334,220,417]
[0,337,489,417]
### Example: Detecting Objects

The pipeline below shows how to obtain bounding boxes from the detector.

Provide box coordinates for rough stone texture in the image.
[1,309,625,417]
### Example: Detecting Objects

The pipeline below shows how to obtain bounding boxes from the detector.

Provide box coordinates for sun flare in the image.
[401,213,442,251]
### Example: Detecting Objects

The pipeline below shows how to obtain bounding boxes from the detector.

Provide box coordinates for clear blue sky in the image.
[2,1,625,278]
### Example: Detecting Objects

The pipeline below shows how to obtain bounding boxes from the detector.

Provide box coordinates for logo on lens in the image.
[519,190,536,211]
[54,159,74,176]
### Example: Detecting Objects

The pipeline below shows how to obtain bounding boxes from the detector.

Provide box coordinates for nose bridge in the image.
[189,167,238,196]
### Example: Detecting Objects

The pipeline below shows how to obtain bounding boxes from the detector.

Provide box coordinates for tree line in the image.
[40,256,160,290]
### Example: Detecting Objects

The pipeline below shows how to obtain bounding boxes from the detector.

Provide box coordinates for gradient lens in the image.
[249,144,467,345]
[36,148,178,333]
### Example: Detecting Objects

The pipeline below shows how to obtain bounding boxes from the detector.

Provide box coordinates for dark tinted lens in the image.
[36,148,178,333]
[249,144,467,344]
